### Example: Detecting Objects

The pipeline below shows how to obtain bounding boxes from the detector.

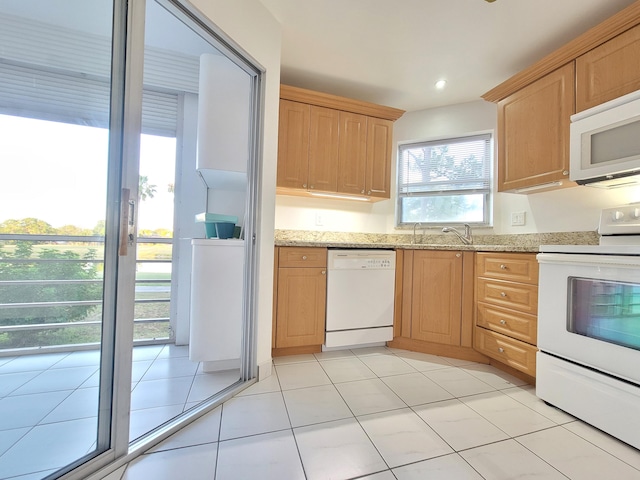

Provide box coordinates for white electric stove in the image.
[537,203,640,450]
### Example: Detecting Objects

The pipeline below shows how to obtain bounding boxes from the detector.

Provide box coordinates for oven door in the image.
[537,252,640,385]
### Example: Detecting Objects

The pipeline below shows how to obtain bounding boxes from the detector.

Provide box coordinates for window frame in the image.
[396,132,494,228]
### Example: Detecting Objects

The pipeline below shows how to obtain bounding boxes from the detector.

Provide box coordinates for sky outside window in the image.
[0,114,176,233]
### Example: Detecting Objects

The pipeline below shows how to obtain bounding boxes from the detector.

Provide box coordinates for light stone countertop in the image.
[274,230,600,253]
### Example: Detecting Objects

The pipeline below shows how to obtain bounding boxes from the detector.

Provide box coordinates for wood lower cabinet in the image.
[497,63,574,192]
[388,250,484,362]
[409,250,463,345]
[273,247,327,354]
[576,23,640,113]
[474,252,539,378]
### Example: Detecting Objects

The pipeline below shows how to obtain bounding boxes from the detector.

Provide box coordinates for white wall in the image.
[190,0,281,376]
[275,99,640,235]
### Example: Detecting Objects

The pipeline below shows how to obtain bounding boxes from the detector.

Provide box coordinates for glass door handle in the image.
[119,188,136,256]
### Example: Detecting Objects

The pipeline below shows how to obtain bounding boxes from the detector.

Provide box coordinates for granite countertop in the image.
[274,230,600,253]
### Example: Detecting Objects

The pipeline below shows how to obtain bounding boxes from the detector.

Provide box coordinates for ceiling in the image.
[259,0,637,112]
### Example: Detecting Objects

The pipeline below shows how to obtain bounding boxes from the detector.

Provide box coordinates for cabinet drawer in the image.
[476,253,538,284]
[474,327,537,377]
[279,247,327,268]
[476,302,537,345]
[476,278,538,314]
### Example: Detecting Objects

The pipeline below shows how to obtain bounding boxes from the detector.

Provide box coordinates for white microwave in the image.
[570,89,640,188]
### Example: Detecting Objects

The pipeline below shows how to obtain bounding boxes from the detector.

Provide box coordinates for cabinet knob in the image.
[563,170,569,176]
[361,189,365,194]
[303,183,307,188]
[310,185,314,189]
[498,347,505,353]
[367,190,371,195]
[321,270,326,275]
[302,255,307,260]
[499,319,507,325]
[500,292,507,297]
[500,264,507,270]
[456,253,461,258]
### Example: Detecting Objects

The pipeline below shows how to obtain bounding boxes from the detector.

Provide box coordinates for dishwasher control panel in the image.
[328,250,396,270]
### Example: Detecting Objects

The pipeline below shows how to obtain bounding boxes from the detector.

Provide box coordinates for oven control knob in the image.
[613,211,625,221]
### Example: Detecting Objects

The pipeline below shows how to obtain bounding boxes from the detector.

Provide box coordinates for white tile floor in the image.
[0,344,239,479]
[105,346,640,480]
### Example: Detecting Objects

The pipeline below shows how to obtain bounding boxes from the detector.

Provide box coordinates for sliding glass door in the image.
[0,0,261,477]
[0,0,138,477]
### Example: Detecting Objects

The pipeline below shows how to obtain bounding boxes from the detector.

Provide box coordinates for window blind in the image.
[398,134,492,196]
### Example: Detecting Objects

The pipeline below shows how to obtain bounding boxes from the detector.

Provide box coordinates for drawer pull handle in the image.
[498,347,505,353]
[500,292,507,297]
[499,319,507,325]
[302,255,308,260]
[500,264,507,270]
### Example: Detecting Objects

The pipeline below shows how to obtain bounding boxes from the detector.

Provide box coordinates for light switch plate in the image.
[511,211,526,226]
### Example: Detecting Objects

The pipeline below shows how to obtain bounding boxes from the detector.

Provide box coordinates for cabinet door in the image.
[497,63,574,192]
[576,24,640,112]
[276,267,326,348]
[308,106,340,193]
[277,99,310,189]
[365,117,393,198]
[410,251,462,345]
[337,112,368,195]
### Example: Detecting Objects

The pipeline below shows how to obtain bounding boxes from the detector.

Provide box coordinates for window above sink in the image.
[397,133,493,227]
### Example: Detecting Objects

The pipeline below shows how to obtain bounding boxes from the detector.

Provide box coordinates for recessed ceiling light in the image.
[435,80,447,90]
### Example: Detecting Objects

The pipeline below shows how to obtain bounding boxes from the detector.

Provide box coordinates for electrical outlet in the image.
[511,211,526,226]
[315,212,324,226]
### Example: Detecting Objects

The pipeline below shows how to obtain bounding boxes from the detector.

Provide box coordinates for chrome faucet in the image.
[442,224,473,245]
[412,222,423,244]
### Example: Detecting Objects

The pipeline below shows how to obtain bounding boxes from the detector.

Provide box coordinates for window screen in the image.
[397,133,492,226]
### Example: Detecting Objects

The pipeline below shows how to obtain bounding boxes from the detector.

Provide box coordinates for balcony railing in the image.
[0,234,172,355]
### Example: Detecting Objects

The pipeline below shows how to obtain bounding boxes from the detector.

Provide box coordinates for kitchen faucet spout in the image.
[412,222,423,244]
[442,224,473,245]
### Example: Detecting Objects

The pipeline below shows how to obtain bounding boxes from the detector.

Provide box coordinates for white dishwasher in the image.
[325,249,396,349]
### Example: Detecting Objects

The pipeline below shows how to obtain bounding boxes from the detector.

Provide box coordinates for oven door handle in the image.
[537,253,640,268]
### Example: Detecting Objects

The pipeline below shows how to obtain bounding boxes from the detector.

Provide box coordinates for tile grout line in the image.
[556,422,640,474]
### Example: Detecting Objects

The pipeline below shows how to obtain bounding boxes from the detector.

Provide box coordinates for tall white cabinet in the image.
[189,238,244,371]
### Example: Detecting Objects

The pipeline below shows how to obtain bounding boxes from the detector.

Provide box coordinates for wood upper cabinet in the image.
[484,3,640,194]
[274,247,327,349]
[277,100,310,190]
[337,112,368,195]
[576,24,640,113]
[366,118,394,198]
[276,85,404,201]
[277,100,339,192]
[497,63,575,192]
[409,250,463,346]
[308,106,340,192]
